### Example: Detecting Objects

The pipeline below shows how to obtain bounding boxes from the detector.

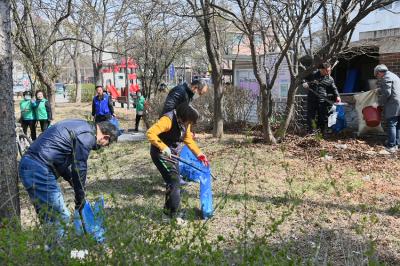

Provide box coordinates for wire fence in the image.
[258,94,360,134]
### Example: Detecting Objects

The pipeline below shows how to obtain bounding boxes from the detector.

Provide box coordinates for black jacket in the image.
[304,71,339,100]
[24,119,97,202]
[161,83,194,115]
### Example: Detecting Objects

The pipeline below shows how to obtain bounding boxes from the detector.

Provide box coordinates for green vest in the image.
[20,100,35,120]
[136,96,145,112]
[35,99,48,120]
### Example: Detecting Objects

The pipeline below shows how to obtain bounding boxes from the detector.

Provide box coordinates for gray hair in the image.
[374,64,388,76]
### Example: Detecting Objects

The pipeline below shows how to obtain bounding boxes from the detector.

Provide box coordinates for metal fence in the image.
[256,93,360,134]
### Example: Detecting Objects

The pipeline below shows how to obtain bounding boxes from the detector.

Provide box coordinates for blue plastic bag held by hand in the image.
[179,145,213,219]
[73,196,106,243]
[109,117,122,136]
[328,104,347,133]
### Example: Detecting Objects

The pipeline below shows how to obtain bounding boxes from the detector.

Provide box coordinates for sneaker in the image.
[175,217,187,227]
[385,146,398,153]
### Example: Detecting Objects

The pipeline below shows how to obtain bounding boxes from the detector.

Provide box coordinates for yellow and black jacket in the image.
[146,110,201,156]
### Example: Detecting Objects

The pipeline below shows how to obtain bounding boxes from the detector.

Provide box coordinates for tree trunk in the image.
[0,0,21,224]
[248,33,276,144]
[212,73,224,138]
[260,84,277,144]
[276,76,298,138]
[73,42,81,103]
[91,49,102,86]
[200,1,224,138]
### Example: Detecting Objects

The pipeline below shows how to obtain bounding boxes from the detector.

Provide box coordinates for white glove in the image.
[161,147,172,158]
[302,82,309,89]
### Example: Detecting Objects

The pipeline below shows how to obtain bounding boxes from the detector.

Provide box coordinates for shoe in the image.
[175,217,187,227]
[385,146,398,153]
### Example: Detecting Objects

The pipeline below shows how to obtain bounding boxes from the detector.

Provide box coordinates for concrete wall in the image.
[351,1,400,42]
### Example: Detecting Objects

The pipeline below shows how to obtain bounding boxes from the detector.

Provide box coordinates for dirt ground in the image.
[17,102,400,265]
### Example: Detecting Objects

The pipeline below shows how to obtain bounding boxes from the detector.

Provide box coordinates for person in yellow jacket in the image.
[146,102,209,218]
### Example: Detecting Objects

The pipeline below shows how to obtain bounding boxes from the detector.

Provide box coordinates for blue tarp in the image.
[73,196,106,243]
[343,69,359,93]
[179,145,213,219]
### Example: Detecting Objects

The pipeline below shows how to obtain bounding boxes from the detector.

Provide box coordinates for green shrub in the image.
[67,83,96,102]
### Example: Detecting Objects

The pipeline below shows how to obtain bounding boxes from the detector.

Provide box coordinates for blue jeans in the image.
[386,116,400,147]
[19,156,70,239]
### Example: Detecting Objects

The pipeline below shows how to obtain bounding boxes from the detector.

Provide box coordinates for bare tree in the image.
[11,0,73,114]
[63,3,89,103]
[214,0,396,142]
[78,0,129,86]
[267,0,397,138]
[186,0,226,138]
[212,0,279,143]
[0,0,20,224]
[129,1,199,98]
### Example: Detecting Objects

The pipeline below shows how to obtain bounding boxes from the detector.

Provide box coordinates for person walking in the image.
[20,91,37,140]
[375,64,400,153]
[135,91,145,131]
[34,90,52,132]
[92,85,114,123]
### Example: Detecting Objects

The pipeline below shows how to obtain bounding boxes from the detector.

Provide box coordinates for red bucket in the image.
[362,106,381,127]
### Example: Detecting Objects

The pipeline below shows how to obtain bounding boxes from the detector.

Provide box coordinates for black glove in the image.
[75,195,85,211]
[63,176,74,188]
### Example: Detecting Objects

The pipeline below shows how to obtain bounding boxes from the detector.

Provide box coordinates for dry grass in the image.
[17,102,400,265]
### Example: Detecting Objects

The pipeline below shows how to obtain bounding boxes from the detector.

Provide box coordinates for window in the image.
[231,34,244,46]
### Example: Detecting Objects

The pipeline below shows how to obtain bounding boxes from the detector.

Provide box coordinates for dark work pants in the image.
[150,145,180,216]
[95,114,111,123]
[38,120,49,132]
[307,94,329,133]
[22,120,37,140]
[135,114,142,131]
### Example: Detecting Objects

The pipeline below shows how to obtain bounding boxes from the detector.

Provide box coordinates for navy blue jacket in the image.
[24,119,97,201]
[161,83,194,115]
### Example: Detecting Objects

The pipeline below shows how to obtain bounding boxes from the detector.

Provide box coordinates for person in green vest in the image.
[20,91,37,140]
[34,90,52,132]
[135,91,145,131]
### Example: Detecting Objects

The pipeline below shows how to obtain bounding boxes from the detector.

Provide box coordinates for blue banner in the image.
[169,64,175,80]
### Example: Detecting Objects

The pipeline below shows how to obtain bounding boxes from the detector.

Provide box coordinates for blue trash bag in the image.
[179,145,213,219]
[73,196,106,243]
[109,117,122,136]
[331,104,347,133]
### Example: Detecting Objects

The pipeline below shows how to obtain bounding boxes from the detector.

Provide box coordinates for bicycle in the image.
[16,123,32,158]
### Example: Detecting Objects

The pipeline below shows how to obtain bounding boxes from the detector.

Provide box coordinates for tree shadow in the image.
[86,176,164,197]
[202,191,400,218]
[265,227,400,265]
